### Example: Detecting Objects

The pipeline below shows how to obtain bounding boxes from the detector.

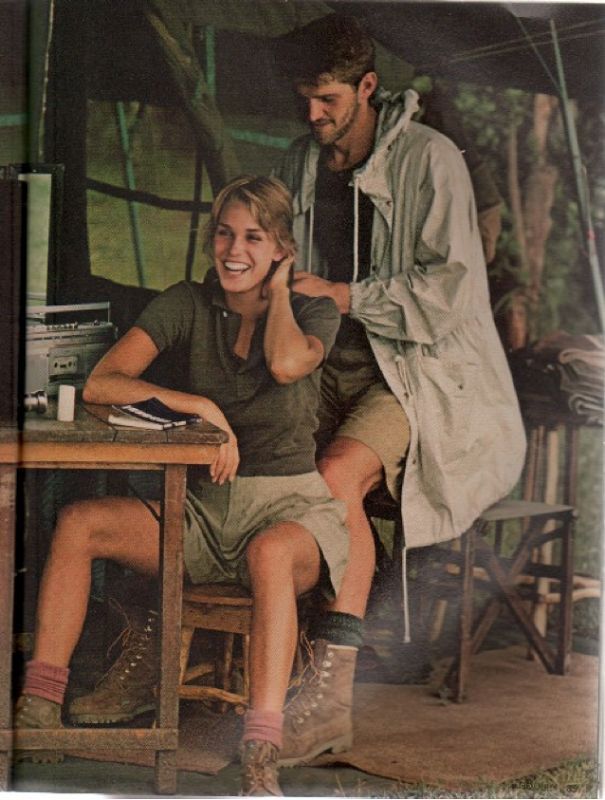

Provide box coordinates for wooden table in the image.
[519,394,602,634]
[0,402,227,793]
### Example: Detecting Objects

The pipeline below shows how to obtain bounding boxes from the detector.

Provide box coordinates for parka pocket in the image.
[417,354,479,465]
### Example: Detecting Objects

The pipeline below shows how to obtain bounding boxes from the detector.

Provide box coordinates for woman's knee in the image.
[246,533,292,580]
[52,498,118,558]
[51,497,158,568]
[52,500,98,555]
[246,526,320,595]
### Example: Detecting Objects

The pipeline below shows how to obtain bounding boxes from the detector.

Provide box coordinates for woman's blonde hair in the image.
[204,175,296,257]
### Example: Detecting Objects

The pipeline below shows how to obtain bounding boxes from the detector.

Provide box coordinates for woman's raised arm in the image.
[264,258,325,384]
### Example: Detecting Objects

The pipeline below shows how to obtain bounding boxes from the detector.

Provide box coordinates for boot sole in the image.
[278,732,353,767]
[15,750,64,765]
[70,703,156,724]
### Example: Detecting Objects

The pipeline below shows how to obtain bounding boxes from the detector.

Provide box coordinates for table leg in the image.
[0,465,16,790]
[154,464,186,795]
[556,513,575,673]
[532,427,560,641]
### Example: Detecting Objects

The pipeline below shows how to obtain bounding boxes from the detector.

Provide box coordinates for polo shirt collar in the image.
[204,268,230,311]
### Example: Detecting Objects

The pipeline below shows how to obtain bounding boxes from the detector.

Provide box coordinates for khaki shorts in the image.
[316,346,410,499]
[183,472,348,598]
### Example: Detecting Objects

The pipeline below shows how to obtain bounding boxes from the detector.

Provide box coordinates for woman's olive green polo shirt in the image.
[134,272,340,477]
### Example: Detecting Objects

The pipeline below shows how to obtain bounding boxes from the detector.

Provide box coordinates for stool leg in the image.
[242,634,251,703]
[455,527,475,701]
[180,627,194,683]
[219,633,235,713]
[428,599,448,643]
[221,633,235,690]
[442,526,475,701]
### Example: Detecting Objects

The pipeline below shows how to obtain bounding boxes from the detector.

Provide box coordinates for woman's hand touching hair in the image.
[263,254,295,299]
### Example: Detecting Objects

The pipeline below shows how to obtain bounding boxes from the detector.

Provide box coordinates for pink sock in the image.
[23,659,70,705]
[242,709,284,750]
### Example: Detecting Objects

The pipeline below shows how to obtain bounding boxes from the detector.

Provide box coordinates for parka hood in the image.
[369,87,420,159]
[353,88,420,222]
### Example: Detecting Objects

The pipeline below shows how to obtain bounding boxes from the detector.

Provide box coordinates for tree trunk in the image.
[524,94,559,339]
[143,0,240,195]
[506,116,529,349]
[505,94,559,349]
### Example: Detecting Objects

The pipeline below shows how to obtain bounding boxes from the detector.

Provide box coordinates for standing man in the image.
[275,14,526,766]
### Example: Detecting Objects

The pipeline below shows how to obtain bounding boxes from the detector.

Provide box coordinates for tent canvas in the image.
[15,0,603,333]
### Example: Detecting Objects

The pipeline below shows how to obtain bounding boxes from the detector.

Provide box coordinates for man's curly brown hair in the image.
[277,14,375,88]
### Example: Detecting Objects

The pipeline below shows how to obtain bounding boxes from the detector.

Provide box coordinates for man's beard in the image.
[312,98,360,146]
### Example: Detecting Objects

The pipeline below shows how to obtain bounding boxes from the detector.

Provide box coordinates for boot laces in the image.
[15,694,61,728]
[95,599,156,691]
[241,740,280,795]
[285,634,334,725]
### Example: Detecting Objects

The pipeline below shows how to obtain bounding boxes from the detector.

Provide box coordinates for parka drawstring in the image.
[353,177,360,283]
[401,545,411,643]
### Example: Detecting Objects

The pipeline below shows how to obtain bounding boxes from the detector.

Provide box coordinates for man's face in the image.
[296,78,361,146]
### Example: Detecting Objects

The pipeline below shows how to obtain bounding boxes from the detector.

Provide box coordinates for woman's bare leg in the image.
[33,496,160,668]
[245,521,320,712]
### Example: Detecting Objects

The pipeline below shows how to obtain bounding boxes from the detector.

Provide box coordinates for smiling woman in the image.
[15,174,347,796]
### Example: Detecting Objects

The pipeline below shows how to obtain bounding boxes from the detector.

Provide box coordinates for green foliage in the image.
[445,82,603,591]
[448,82,601,337]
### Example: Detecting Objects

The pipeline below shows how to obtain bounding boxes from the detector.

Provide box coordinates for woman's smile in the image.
[223,260,252,274]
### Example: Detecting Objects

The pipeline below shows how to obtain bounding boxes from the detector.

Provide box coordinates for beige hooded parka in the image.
[278,88,527,551]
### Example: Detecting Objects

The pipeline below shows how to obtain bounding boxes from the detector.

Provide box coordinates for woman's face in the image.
[213,201,285,297]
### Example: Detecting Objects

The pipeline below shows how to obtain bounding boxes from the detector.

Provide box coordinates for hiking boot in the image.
[278,638,356,767]
[240,739,283,796]
[14,693,64,764]
[69,605,158,724]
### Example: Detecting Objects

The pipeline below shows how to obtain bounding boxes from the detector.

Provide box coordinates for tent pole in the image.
[205,25,216,98]
[184,24,214,282]
[115,101,147,288]
[550,20,605,332]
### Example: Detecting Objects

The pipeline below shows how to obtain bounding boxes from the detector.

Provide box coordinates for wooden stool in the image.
[437,499,575,701]
[364,489,576,700]
[179,583,252,713]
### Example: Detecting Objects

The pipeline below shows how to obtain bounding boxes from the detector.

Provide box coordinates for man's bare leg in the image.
[279,437,383,766]
[318,436,383,618]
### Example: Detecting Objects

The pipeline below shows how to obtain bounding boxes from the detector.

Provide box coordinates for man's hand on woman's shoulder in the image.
[292,272,351,314]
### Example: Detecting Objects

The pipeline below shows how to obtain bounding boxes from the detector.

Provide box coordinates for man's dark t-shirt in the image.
[314,151,373,352]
